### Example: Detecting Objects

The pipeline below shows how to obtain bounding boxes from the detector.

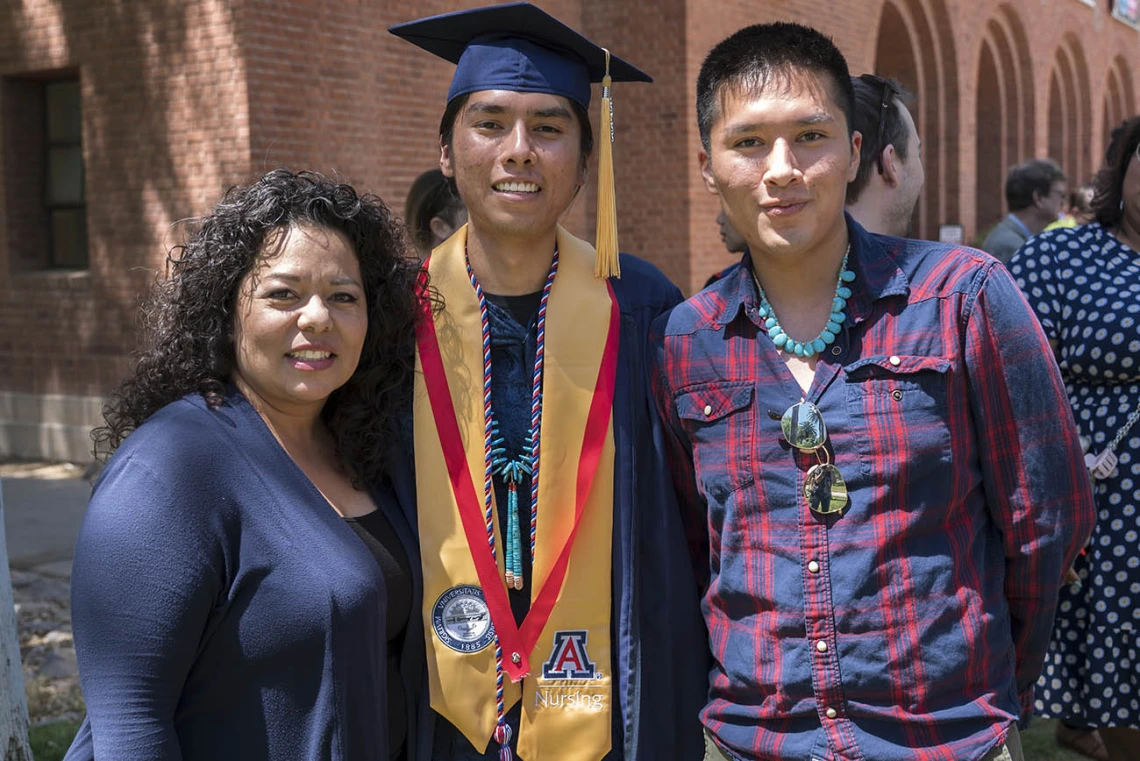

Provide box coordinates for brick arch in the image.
[1105,67,1125,154]
[994,4,1035,161]
[1054,49,1077,180]
[1112,55,1136,116]
[1057,33,1093,183]
[1048,68,1067,176]
[1046,42,1096,186]
[1103,55,1136,151]
[975,39,1005,233]
[873,0,959,240]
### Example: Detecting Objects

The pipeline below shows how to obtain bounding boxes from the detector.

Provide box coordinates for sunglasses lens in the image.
[781,402,827,450]
[804,463,849,515]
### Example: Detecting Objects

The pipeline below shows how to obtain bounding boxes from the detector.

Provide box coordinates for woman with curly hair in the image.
[63,169,424,761]
[1009,118,1140,761]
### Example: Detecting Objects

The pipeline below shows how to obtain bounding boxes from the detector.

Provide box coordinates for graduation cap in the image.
[389,2,653,278]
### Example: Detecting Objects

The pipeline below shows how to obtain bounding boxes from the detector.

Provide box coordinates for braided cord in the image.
[465,248,559,759]
[529,251,558,565]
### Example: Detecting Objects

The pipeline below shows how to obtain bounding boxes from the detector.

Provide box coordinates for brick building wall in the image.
[0,0,250,459]
[1,0,1138,461]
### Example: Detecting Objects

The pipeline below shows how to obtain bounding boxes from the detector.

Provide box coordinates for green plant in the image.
[28,718,82,761]
[1021,718,1088,761]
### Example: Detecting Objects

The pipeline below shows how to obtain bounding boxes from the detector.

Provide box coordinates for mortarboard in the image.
[389,2,653,278]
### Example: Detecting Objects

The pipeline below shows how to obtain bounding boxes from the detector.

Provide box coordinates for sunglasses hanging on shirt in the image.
[779,401,849,515]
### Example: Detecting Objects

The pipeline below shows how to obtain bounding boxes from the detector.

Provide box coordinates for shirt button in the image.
[703,404,713,416]
[889,355,901,366]
[891,389,904,401]
[807,560,820,573]
[816,640,828,653]
[825,707,838,719]
[830,346,842,356]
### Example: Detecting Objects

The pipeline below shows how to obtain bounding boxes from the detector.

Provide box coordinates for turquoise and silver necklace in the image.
[753,244,855,357]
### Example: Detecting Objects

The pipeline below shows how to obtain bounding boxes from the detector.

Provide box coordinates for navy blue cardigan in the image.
[417,254,709,761]
[64,390,423,761]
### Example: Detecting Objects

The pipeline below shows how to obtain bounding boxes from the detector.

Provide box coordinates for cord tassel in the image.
[495,722,514,761]
[594,48,620,279]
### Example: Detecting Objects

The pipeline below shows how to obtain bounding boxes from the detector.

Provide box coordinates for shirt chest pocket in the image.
[675,381,755,502]
[843,355,954,485]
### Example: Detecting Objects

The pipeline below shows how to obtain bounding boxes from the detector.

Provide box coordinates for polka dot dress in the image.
[1009,223,1140,729]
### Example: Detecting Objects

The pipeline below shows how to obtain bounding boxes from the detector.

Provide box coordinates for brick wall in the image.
[235,0,591,241]
[0,0,250,406]
[2,0,1140,459]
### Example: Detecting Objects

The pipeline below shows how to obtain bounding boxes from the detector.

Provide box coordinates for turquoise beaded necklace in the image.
[467,249,558,593]
[753,244,855,357]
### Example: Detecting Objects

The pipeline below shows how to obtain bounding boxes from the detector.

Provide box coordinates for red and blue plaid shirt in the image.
[650,219,1095,761]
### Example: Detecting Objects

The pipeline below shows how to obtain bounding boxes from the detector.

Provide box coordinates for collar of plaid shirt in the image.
[652,215,1094,761]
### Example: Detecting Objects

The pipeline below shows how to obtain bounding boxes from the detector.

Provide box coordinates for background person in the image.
[983,158,1067,264]
[1046,184,1096,231]
[404,167,467,259]
[704,210,747,287]
[1008,116,1140,761]
[63,169,423,761]
[845,73,924,237]
[389,5,706,761]
[717,209,748,253]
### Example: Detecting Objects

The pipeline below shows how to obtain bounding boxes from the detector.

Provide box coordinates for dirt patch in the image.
[12,568,84,723]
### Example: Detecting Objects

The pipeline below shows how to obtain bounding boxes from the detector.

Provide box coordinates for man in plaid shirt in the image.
[651,22,1095,761]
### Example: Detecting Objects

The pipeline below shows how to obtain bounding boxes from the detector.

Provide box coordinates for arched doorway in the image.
[972,6,1034,239]
[1105,67,1124,152]
[1047,36,1093,184]
[975,40,1004,235]
[1103,55,1136,156]
[994,5,1035,161]
[1047,66,1068,178]
[1062,34,1093,184]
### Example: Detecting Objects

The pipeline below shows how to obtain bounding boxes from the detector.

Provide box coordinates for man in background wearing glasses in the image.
[982,158,1068,265]
[845,75,924,238]
[651,21,1095,761]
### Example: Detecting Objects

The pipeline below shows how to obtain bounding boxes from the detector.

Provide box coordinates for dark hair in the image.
[404,168,464,253]
[439,92,595,160]
[846,75,914,204]
[93,169,423,487]
[1092,116,1140,228]
[1004,158,1066,212]
[1069,185,1093,214]
[697,22,855,151]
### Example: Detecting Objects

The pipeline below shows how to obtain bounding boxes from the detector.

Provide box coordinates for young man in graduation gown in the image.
[388,5,707,761]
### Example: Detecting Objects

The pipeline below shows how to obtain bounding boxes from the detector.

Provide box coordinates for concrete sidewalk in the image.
[2,465,91,576]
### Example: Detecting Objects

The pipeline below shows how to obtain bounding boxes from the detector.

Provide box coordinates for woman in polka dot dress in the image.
[1008,116,1140,761]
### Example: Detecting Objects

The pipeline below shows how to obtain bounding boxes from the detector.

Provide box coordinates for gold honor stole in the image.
[414,225,618,761]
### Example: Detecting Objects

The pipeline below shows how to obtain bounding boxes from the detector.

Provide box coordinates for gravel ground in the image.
[3,459,88,724]
[12,566,84,724]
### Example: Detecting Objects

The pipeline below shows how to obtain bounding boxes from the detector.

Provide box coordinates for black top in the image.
[485,290,543,329]
[345,493,413,761]
[481,290,545,628]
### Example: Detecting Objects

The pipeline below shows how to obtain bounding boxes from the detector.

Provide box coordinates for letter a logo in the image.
[542,630,596,680]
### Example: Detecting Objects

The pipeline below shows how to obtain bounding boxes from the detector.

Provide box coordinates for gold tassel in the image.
[594,48,621,279]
